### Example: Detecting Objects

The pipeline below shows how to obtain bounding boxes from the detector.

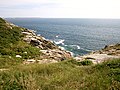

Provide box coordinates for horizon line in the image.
[3,17,120,20]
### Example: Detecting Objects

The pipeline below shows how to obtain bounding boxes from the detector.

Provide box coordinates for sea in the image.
[6,18,120,56]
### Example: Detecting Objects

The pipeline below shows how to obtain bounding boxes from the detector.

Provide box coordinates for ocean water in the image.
[6,18,120,56]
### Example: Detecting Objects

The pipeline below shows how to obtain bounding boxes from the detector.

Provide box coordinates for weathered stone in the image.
[93,43,120,56]
[22,32,32,35]
[23,59,36,64]
[30,38,42,46]
[38,59,58,64]
[16,55,22,58]
[22,29,72,64]
[75,44,120,64]
[23,37,31,43]
[40,49,71,61]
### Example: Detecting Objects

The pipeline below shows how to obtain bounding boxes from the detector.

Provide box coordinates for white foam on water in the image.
[77,45,80,49]
[64,45,68,46]
[69,45,81,49]
[56,35,59,38]
[37,34,41,36]
[54,39,65,45]
[80,48,92,52]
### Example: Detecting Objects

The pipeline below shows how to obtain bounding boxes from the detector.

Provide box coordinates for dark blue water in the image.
[6,18,120,56]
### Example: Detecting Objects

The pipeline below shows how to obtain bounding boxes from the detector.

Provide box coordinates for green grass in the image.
[0,56,23,68]
[9,41,41,59]
[0,18,120,90]
[0,18,6,24]
[0,18,41,64]
[0,41,41,68]
[63,59,93,66]
[0,59,120,90]
[0,18,22,54]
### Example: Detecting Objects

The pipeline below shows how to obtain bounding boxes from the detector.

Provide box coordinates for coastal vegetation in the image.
[0,18,41,68]
[0,59,120,90]
[0,18,120,90]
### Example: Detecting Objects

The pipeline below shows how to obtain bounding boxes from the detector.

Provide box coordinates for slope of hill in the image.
[0,18,120,90]
[0,17,71,67]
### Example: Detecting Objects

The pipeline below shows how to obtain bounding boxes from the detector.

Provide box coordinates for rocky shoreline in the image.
[21,28,72,64]
[23,27,120,64]
[4,19,120,64]
[75,43,120,64]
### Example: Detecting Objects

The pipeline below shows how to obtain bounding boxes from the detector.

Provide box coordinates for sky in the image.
[0,0,120,18]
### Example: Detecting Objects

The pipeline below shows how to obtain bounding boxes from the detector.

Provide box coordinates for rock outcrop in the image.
[1,18,72,64]
[75,44,120,64]
[21,29,72,64]
[93,43,120,56]
[22,29,58,50]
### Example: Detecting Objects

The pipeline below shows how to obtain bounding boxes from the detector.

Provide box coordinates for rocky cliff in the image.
[21,28,72,64]
[0,18,72,64]
[1,17,119,65]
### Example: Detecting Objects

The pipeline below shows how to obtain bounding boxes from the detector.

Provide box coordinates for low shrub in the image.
[80,60,93,65]
[63,59,93,66]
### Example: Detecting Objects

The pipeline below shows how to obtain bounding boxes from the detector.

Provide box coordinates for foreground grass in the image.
[0,59,120,90]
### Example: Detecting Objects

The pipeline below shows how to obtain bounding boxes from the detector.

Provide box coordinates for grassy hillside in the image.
[0,18,21,51]
[0,18,120,90]
[0,59,120,90]
[0,18,41,68]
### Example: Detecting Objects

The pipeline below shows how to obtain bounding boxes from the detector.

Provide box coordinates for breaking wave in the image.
[69,45,80,49]
[54,39,65,45]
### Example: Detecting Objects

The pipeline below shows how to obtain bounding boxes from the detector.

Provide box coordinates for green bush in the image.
[64,59,82,66]
[64,59,93,66]
[80,60,93,65]
[20,46,40,59]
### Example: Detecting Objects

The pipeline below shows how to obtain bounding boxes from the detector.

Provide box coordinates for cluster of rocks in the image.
[40,49,71,61]
[75,44,120,64]
[21,29,120,64]
[4,20,19,29]
[21,29,72,64]
[22,29,58,50]
[75,54,120,64]
[93,43,120,56]
[23,59,58,64]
